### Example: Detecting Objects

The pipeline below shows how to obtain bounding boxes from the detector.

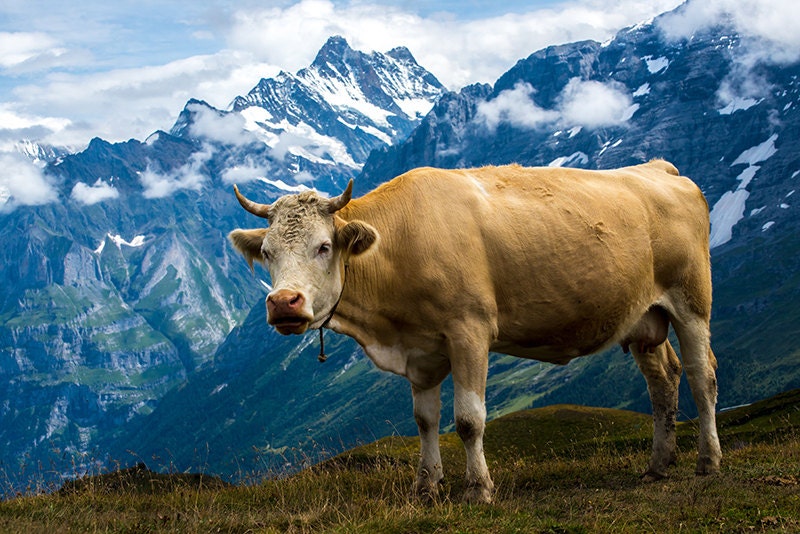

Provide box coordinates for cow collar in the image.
[317,263,348,362]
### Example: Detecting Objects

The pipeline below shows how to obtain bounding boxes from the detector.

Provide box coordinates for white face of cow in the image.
[229,180,378,335]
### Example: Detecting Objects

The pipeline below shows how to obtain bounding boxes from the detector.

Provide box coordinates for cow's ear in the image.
[229,228,268,270]
[336,220,378,257]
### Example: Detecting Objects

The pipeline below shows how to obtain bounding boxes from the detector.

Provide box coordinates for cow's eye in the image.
[317,242,331,256]
[261,249,271,263]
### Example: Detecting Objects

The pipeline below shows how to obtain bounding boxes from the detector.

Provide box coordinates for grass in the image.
[1,390,798,533]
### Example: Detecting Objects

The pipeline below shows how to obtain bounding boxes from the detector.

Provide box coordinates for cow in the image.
[228,160,721,504]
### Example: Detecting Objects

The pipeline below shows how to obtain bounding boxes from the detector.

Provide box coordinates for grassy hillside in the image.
[1,390,798,533]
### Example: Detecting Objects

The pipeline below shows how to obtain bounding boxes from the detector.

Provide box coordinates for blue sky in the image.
[1,0,795,150]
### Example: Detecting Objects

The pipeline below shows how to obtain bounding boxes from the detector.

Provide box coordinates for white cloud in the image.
[0,151,58,210]
[0,32,64,70]
[477,78,637,132]
[5,50,279,148]
[71,179,119,205]
[139,145,213,198]
[221,160,269,185]
[558,78,638,128]
[187,102,257,146]
[476,82,558,130]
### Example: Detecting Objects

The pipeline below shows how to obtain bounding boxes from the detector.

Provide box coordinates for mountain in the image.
[108,2,800,483]
[0,37,444,494]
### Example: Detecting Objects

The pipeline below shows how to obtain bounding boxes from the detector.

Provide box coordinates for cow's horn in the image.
[328,179,353,213]
[233,184,272,219]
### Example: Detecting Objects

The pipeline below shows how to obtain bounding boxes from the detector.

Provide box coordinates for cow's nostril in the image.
[268,290,305,312]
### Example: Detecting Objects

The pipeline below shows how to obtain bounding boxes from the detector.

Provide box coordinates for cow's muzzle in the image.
[267,289,312,335]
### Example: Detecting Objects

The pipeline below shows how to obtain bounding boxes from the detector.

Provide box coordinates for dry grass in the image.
[1,398,798,533]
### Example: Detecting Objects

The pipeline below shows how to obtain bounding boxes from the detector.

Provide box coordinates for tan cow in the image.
[229,160,721,504]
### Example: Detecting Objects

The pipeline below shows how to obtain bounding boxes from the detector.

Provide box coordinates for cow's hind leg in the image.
[411,383,444,500]
[632,341,682,480]
[671,314,721,475]
[449,332,494,504]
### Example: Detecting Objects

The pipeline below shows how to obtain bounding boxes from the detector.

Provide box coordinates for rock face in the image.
[0,37,444,493]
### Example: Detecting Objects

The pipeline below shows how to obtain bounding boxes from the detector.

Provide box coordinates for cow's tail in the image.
[646,158,680,176]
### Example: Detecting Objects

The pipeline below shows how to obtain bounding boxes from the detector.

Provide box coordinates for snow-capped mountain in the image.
[0,37,444,494]
[112,1,800,483]
[167,36,444,196]
[9,140,72,166]
[231,36,442,155]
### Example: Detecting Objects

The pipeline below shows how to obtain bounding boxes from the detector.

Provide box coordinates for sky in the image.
[0,0,689,150]
[1,0,798,152]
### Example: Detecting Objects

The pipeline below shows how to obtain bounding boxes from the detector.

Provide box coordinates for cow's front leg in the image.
[412,383,443,500]
[451,345,494,504]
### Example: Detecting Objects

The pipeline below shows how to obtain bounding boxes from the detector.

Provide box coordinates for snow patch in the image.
[643,56,669,74]
[709,190,749,248]
[718,97,761,115]
[598,139,623,156]
[255,176,314,194]
[210,383,228,396]
[762,221,775,231]
[268,119,360,169]
[709,135,779,249]
[96,233,147,253]
[548,152,589,168]
[633,83,650,97]
[732,134,778,166]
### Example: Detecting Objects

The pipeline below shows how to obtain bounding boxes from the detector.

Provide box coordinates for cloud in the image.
[186,102,257,146]
[221,160,269,185]
[476,82,559,130]
[558,78,638,128]
[0,32,64,70]
[0,105,73,148]
[70,179,119,205]
[6,50,279,148]
[477,78,637,132]
[139,145,213,198]
[0,151,58,210]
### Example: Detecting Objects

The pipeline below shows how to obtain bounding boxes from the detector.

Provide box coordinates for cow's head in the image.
[229,180,378,335]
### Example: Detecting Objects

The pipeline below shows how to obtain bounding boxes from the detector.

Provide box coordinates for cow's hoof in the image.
[695,455,720,476]
[463,482,493,504]
[414,478,441,503]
